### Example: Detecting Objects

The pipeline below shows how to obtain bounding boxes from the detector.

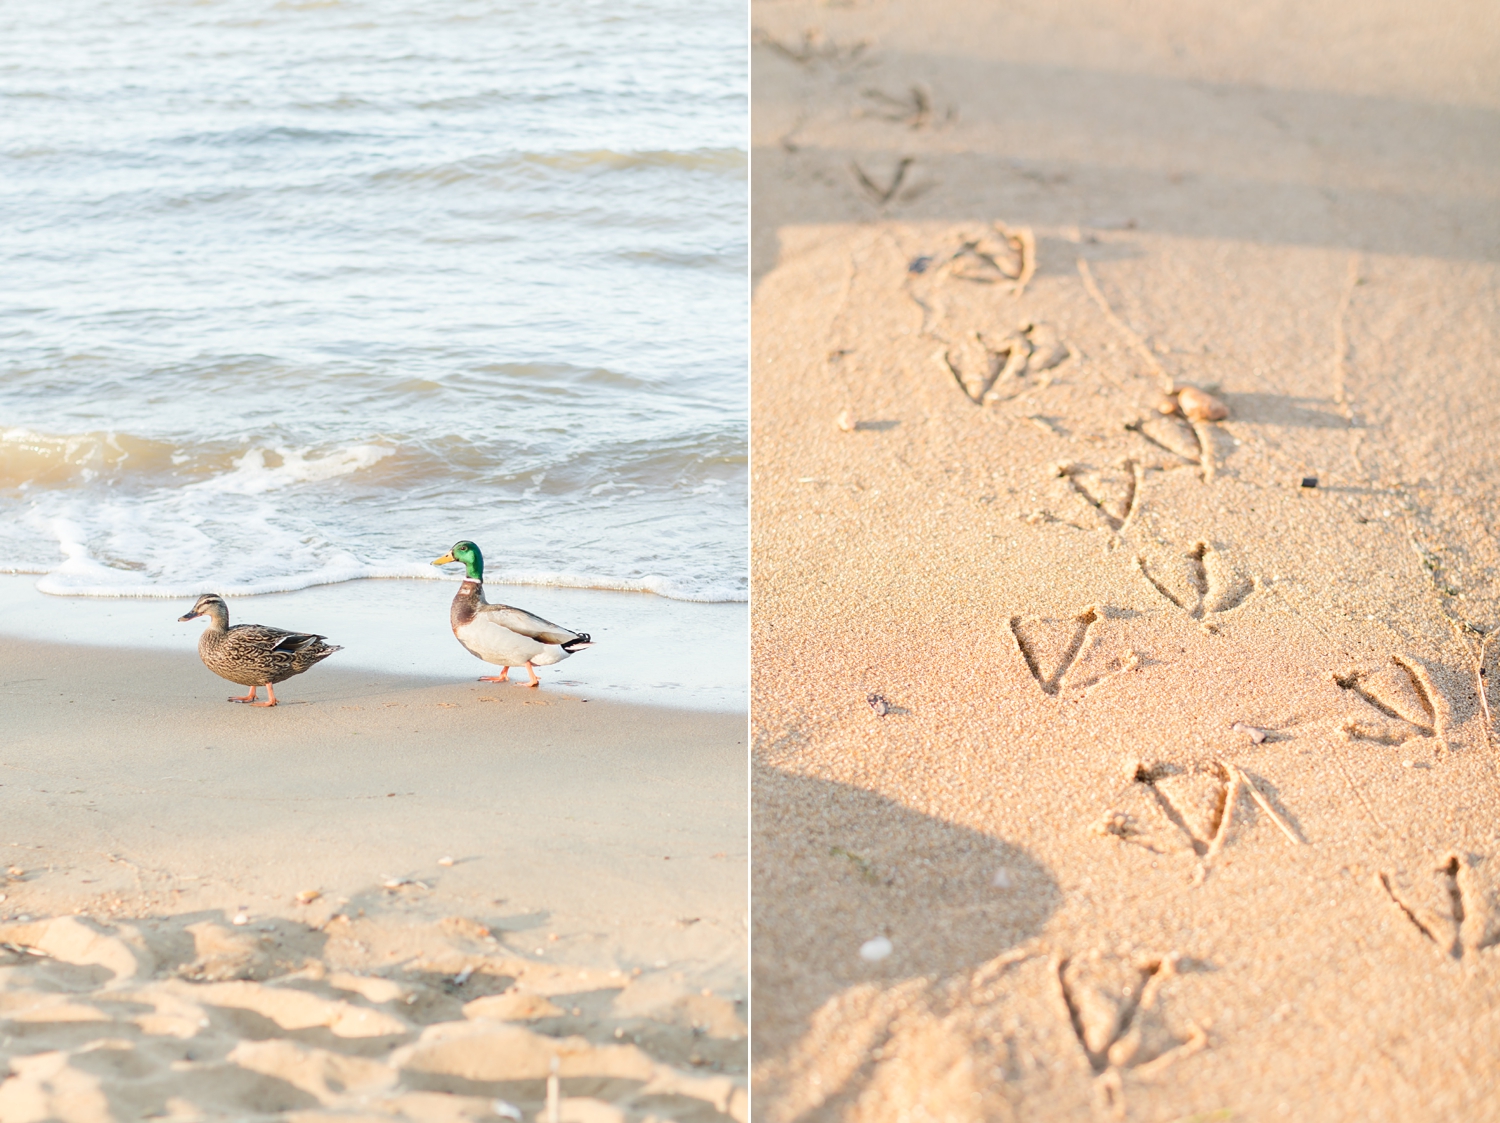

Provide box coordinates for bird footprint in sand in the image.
[1135,542,1254,623]
[1010,607,1140,697]
[941,322,1070,406]
[1055,952,1208,1080]
[1334,656,1442,745]
[1379,852,1500,959]
[1055,459,1140,532]
[1094,759,1303,863]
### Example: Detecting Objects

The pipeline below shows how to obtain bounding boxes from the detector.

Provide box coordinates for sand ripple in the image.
[0,914,746,1123]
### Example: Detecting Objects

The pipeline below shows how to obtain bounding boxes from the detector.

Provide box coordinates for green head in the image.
[432,540,483,581]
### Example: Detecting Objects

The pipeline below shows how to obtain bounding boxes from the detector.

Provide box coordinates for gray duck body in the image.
[182,594,341,686]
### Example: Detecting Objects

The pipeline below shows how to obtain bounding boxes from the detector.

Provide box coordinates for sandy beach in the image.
[751,1,1500,1118]
[0,638,747,1122]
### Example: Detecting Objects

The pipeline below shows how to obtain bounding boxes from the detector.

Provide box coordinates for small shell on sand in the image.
[295,889,321,904]
[1231,721,1268,743]
[836,410,856,432]
[438,856,455,867]
[867,693,890,716]
[859,936,893,962]
[232,912,249,926]
[1177,386,1229,421]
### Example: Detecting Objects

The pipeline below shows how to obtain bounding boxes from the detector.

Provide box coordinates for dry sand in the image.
[751,1,1500,1118]
[0,639,747,1122]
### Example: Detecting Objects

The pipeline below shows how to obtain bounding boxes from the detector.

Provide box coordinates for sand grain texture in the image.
[0,641,746,1122]
[751,1,1500,1118]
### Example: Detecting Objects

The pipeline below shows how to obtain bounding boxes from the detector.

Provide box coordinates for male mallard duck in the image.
[431,540,592,687]
[178,593,342,707]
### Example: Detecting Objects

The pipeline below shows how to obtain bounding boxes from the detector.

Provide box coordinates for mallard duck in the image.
[178,593,342,706]
[431,540,592,687]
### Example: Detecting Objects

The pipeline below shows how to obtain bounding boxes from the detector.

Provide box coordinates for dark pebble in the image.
[1300,476,1318,489]
[907,256,932,274]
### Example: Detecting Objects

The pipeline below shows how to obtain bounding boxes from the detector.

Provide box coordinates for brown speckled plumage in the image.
[180,593,340,695]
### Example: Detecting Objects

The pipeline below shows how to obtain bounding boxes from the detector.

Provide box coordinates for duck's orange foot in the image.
[525,662,541,688]
[231,685,277,706]
[479,673,510,683]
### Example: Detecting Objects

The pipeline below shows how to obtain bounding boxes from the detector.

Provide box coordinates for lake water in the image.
[0,0,746,706]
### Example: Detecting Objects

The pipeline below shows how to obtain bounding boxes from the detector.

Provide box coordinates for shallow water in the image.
[0,0,746,605]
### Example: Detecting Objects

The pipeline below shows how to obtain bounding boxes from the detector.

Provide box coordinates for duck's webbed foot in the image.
[479,668,511,683]
[229,686,260,704]
[525,661,541,688]
[253,684,279,708]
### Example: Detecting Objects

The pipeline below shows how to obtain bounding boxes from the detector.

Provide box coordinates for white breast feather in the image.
[455,616,571,667]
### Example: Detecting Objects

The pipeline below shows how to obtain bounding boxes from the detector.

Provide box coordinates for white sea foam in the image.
[19,515,745,603]
[30,561,746,603]
[189,445,394,495]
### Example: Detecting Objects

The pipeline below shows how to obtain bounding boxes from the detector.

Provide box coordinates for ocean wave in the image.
[522,148,746,174]
[371,147,745,186]
[0,0,746,615]
[0,428,180,487]
[189,445,394,495]
[0,429,395,493]
[164,125,369,148]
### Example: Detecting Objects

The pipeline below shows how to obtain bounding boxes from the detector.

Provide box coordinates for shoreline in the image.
[0,573,748,712]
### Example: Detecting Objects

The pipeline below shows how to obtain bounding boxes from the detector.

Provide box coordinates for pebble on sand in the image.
[1177,386,1229,421]
[1231,721,1268,744]
[859,936,894,962]
[836,410,856,432]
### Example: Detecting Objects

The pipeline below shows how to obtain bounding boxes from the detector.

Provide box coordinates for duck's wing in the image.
[223,625,336,667]
[269,631,330,654]
[476,603,582,646]
[224,624,322,650]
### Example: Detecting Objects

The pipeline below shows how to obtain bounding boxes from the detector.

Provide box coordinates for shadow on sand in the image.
[753,761,1060,1111]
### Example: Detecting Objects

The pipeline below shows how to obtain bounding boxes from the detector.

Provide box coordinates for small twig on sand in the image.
[1228,764,1304,845]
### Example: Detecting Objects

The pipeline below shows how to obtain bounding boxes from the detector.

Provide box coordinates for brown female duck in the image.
[178,593,341,706]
